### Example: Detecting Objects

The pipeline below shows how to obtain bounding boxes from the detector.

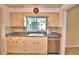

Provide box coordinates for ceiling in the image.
[6,4,62,8]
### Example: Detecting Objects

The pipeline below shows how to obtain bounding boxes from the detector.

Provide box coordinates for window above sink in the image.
[24,16,47,32]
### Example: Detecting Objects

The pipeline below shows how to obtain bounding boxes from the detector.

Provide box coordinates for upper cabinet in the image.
[10,12,62,27]
[10,12,24,26]
[47,13,59,27]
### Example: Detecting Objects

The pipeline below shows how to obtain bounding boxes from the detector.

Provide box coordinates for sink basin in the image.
[27,33,44,36]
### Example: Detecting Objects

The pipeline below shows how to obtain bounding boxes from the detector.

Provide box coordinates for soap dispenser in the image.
[47,29,51,35]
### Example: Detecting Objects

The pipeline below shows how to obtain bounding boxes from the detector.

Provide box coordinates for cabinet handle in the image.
[33,42,35,44]
[19,39,20,40]
[10,38,11,40]
[16,41,18,43]
[12,41,15,43]
[36,42,39,44]
[33,42,39,44]
[23,41,25,43]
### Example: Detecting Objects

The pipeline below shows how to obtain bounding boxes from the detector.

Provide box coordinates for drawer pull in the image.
[16,41,18,43]
[12,41,15,43]
[23,41,25,43]
[36,42,39,44]
[33,42,35,44]
[10,38,11,40]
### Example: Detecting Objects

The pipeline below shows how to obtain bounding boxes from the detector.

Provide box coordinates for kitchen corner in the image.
[3,4,63,55]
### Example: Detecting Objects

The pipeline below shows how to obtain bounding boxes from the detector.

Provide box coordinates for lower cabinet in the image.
[6,37,23,53]
[6,37,47,54]
[48,38,60,54]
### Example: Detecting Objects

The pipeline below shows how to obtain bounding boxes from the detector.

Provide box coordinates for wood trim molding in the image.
[48,38,60,40]
[8,8,62,12]
[66,45,79,48]
[60,11,67,55]
[0,4,8,8]
[60,4,78,11]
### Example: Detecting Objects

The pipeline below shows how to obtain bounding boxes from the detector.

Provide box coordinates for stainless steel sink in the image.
[27,33,44,36]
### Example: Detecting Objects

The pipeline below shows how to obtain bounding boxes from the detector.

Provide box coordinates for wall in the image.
[66,5,79,47]
[0,8,5,55]
[0,8,3,54]
[0,5,9,54]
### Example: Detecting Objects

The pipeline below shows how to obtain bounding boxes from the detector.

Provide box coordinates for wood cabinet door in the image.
[25,37,47,54]
[16,13,24,26]
[14,37,24,53]
[10,13,17,26]
[6,37,17,53]
[22,37,47,54]
[48,39,60,53]
[22,37,35,53]
[47,13,58,27]
[10,12,24,26]
[6,37,23,53]
[6,37,13,53]
[32,37,47,54]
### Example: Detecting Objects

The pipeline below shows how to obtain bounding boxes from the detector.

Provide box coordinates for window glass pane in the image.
[37,18,46,31]
[26,17,47,32]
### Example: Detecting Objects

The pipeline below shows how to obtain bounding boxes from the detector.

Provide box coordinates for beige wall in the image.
[66,5,79,46]
[0,8,5,54]
[0,5,9,54]
[0,8,3,54]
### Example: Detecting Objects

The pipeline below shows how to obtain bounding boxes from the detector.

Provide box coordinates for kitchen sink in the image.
[27,33,45,36]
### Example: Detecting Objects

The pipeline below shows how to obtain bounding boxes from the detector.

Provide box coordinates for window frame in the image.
[24,16,48,32]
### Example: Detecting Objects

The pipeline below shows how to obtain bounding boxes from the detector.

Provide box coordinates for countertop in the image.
[5,32,61,38]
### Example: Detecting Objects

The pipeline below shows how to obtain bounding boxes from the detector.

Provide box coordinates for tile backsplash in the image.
[47,27,62,34]
[5,26,62,34]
